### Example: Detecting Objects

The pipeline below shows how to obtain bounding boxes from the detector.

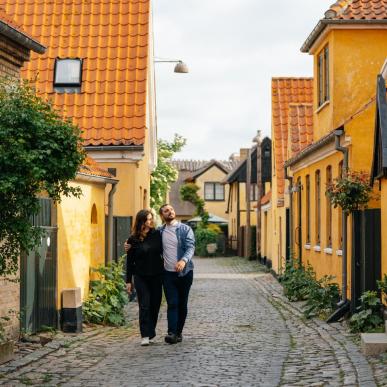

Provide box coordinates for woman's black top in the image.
[126,229,163,283]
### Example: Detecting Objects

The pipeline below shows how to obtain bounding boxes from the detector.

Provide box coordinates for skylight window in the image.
[54,58,83,91]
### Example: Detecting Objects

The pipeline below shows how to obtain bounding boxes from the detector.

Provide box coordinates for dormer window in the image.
[54,58,83,93]
[317,46,329,107]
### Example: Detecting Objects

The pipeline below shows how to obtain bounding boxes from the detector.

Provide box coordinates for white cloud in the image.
[153,0,334,160]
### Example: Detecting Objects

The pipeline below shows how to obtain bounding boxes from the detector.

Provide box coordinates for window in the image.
[326,166,332,247]
[306,175,310,243]
[315,170,321,245]
[317,46,329,106]
[250,184,258,201]
[107,168,117,177]
[204,182,224,201]
[54,58,83,92]
[338,161,343,249]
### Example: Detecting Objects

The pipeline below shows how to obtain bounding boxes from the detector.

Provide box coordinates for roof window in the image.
[54,58,83,93]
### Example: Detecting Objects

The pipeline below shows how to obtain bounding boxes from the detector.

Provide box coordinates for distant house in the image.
[0,9,45,340]
[169,159,238,223]
[224,138,272,256]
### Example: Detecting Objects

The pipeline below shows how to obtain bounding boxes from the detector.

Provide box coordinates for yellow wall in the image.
[195,166,229,220]
[227,181,258,253]
[288,27,387,294]
[57,179,106,307]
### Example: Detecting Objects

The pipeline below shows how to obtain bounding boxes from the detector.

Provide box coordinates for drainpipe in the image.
[107,181,118,264]
[334,128,349,303]
[285,166,293,265]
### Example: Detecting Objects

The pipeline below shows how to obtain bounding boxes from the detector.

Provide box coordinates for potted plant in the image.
[326,170,373,213]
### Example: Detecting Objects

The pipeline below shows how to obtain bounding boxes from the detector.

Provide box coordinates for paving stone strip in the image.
[0,257,386,386]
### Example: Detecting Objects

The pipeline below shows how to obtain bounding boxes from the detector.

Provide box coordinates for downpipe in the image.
[107,181,118,265]
[327,128,350,322]
[285,166,293,266]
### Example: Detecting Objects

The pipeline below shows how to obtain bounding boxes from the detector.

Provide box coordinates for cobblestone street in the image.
[0,257,386,386]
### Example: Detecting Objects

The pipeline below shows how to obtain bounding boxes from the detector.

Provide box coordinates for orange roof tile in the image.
[326,0,387,20]
[78,157,114,179]
[0,0,150,147]
[288,103,314,158]
[272,78,313,205]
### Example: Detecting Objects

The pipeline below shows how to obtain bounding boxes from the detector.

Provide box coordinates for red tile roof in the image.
[0,0,150,147]
[288,103,314,158]
[272,78,313,205]
[78,157,114,179]
[326,0,387,20]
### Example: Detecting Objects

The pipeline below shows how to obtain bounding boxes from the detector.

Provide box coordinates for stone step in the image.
[361,333,387,356]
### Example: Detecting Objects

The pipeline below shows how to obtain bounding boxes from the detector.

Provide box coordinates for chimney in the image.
[239,148,250,161]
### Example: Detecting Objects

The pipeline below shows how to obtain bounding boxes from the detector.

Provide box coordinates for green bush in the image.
[377,274,387,305]
[194,227,218,256]
[280,260,340,319]
[83,257,128,326]
[279,261,316,301]
[349,291,383,333]
[303,276,340,319]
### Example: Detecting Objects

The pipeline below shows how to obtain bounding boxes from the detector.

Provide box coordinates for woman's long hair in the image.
[131,209,153,241]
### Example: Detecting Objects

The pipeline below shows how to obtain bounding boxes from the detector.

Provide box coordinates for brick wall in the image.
[0,32,29,340]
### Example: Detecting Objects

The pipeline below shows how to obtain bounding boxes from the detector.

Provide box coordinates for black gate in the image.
[21,199,58,334]
[351,209,381,312]
[106,216,132,262]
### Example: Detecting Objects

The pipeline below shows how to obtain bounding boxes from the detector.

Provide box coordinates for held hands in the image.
[124,242,132,252]
[175,260,186,273]
[126,283,132,294]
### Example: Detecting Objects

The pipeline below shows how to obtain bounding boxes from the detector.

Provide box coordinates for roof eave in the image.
[301,19,387,53]
[0,20,46,54]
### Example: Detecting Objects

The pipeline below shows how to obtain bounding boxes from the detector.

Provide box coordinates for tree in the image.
[150,134,186,210]
[0,78,85,276]
[179,183,209,227]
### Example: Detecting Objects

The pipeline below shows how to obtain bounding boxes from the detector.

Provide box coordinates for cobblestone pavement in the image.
[0,257,386,386]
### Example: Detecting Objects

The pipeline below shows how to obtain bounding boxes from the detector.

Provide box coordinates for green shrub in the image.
[377,274,387,305]
[349,291,383,333]
[303,276,340,319]
[194,227,218,256]
[280,261,316,301]
[83,257,128,326]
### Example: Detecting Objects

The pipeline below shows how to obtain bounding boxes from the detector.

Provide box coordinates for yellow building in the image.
[169,160,237,223]
[284,0,387,306]
[225,139,272,257]
[1,0,157,261]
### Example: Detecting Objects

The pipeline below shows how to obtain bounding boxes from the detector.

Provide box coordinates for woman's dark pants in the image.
[163,270,193,335]
[133,274,162,338]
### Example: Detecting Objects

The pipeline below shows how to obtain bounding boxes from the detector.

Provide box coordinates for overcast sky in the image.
[153,0,333,161]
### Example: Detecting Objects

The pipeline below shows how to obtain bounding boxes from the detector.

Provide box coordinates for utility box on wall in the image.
[61,288,82,333]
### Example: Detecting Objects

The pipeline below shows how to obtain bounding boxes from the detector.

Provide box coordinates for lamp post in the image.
[154,58,189,73]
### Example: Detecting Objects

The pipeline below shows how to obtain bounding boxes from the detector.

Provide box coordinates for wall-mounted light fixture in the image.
[154,58,189,73]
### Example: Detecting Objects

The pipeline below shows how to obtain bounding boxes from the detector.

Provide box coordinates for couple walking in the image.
[125,204,195,346]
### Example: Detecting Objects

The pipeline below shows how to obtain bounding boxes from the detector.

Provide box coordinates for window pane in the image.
[324,46,329,102]
[215,183,224,200]
[318,53,324,106]
[204,183,214,200]
[55,59,82,85]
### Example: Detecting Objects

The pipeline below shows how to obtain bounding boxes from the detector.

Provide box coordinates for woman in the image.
[126,209,163,346]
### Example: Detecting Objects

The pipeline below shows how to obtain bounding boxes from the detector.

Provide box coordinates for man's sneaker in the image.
[141,337,150,346]
[164,333,178,344]
[176,333,183,343]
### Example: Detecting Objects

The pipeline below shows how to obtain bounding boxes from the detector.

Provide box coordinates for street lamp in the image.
[154,58,189,73]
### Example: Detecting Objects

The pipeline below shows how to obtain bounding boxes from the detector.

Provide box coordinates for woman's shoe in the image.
[141,337,150,346]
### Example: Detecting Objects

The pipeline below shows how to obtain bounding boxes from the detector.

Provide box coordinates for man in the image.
[124,204,195,345]
[158,204,195,344]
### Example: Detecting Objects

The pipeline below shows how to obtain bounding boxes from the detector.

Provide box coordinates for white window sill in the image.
[304,244,311,250]
[313,245,321,252]
[336,249,343,256]
[323,247,333,255]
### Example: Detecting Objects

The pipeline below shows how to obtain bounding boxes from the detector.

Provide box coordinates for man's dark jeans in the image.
[163,270,193,335]
[133,274,162,338]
